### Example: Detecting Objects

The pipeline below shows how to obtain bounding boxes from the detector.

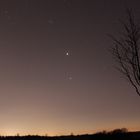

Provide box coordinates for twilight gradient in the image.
[0,0,140,136]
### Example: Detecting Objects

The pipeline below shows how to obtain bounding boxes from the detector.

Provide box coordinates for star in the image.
[66,52,69,56]
[4,9,8,14]
[48,19,54,24]
[68,76,73,80]
[65,72,73,80]
[66,51,70,56]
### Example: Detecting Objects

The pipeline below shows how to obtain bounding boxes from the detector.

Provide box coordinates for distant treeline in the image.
[0,129,140,140]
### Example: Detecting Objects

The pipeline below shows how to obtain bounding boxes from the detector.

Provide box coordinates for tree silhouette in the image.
[110,9,140,97]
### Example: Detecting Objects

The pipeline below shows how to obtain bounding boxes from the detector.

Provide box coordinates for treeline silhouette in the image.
[0,128,140,140]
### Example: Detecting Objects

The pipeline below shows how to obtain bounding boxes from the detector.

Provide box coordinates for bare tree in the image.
[110,9,140,96]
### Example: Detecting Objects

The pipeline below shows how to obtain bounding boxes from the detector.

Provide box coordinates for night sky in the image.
[0,0,140,136]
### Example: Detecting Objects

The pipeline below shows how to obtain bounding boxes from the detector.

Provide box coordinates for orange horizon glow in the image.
[0,126,140,136]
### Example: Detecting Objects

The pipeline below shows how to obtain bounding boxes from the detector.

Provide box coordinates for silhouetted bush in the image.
[110,128,128,134]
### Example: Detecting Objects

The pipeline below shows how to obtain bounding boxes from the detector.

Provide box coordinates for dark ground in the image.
[0,129,140,140]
